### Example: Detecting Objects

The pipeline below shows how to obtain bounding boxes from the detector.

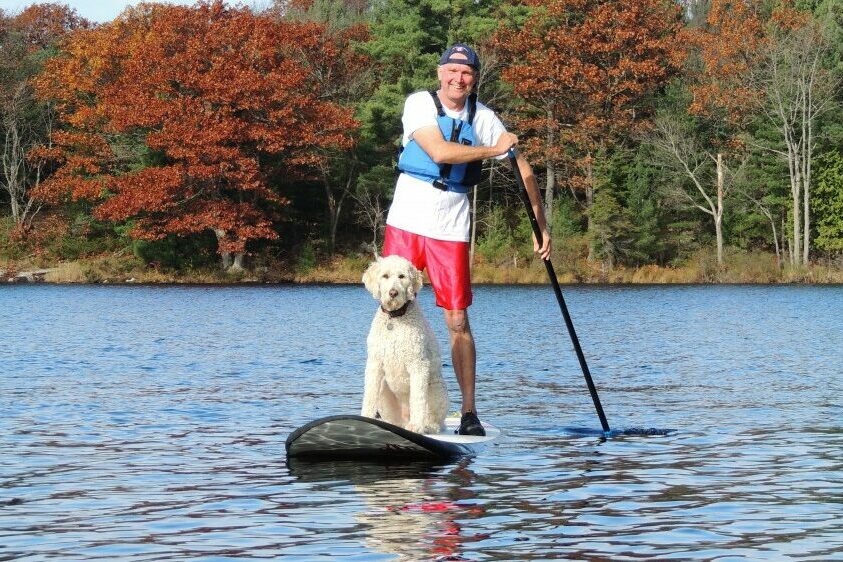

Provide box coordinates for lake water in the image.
[1,283,841,561]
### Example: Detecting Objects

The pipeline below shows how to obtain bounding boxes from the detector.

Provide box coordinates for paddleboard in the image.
[285,415,499,460]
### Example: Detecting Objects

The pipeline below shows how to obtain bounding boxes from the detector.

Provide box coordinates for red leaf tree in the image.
[10,2,91,51]
[34,0,359,268]
[663,0,765,265]
[496,0,683,227]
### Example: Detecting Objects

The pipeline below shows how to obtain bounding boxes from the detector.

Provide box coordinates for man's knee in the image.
[444,309,471,335]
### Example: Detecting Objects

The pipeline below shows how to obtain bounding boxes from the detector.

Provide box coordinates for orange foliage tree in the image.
[683,0,764,123]
[496,0,684,220]
[34,1,359,268]
[663,0,766,264]
[11,3,92,49]
[0,4,88,231]
[10,2,91,50]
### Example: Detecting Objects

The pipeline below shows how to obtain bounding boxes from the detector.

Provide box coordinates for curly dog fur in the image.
[361,255,448,434]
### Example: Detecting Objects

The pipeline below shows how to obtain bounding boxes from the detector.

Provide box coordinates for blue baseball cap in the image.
[439,43,480,70]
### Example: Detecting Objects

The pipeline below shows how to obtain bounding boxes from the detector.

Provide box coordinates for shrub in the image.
[132,231,217,270]
[295,239,320,276]
[476,206,515,264]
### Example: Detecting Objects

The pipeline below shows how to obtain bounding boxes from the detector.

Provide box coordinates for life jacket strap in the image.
[430,91,477,184]
[429,90,477,124]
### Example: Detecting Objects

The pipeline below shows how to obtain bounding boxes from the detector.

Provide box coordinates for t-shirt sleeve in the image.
[402,92,439,146]
[473,106,509,160]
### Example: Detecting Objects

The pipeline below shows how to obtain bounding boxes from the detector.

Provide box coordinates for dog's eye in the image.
[398,274,405,279]
[382,273,389,279]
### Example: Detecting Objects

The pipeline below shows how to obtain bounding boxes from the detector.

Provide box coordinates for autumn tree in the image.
[34,1,358,269]
[0,4,87,230]
[650,0,764,265]
[11,2,91,51]
[496,0,684,265]
[271,2,373,254]
[270,0,370,26]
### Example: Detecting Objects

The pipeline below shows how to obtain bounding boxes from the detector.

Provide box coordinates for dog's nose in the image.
[388,289,398,298]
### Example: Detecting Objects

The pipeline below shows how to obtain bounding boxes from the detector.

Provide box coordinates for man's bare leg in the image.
[444,308,476,414]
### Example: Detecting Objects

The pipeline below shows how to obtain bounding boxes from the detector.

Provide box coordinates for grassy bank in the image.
[4,212,842,285]
[4,249,842,284]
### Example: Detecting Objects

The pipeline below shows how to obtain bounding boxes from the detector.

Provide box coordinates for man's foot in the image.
[456,411,485,436]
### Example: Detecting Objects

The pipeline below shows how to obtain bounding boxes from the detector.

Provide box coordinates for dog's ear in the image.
[362,258,382,299]
[408,262,423,299]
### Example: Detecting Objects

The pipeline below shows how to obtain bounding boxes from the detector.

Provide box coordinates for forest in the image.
[1,0,842,284]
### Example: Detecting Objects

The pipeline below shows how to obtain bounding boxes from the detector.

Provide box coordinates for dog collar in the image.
[381,301,411,318]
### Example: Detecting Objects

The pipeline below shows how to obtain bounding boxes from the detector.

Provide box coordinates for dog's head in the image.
[362,255,423,311]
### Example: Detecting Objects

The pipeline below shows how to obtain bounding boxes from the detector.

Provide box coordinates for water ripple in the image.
[1,284,841,560]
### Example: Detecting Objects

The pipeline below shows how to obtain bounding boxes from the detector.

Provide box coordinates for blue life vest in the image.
[397,91,482,194]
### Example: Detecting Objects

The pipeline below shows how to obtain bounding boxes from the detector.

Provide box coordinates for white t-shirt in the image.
[386,90,508,242]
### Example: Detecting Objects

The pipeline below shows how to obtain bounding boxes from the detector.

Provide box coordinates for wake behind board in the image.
[285,415,499,461]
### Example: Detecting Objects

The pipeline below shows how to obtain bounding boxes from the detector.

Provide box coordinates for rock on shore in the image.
[4,268,58,283]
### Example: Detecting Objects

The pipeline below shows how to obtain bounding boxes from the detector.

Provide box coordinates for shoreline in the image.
[4,254,843,285]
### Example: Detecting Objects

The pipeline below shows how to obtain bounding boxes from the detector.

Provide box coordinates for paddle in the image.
[506,148,612,437]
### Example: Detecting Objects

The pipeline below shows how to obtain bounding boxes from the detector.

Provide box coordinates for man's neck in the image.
[436,89,467,112]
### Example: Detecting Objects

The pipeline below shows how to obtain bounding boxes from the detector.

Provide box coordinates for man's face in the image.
[437,55,476,104]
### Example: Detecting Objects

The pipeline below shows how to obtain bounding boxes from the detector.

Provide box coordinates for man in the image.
[383,43,551,435]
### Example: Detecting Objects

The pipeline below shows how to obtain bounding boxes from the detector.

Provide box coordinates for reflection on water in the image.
[1,284,842,560]
[287,458,486,561]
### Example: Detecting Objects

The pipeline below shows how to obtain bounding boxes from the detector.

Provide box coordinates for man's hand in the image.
[533,229,552,261]
[494,132,518,155]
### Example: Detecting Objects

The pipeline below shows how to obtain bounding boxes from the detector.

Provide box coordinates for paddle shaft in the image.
[506,149,611,435]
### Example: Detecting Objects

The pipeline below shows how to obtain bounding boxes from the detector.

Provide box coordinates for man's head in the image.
[439,43,480,71]
[437,43,479,106]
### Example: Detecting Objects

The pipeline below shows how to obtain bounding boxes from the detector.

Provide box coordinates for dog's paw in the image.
[406,421,441,435]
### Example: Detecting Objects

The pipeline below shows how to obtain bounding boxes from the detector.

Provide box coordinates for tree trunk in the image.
[2,113,24,225]
[321,155,356,256]
[763,207,781,268]
[214,228,233,270]
[585,155,595,262]
[326,191,339,255]
[745,194,781,268]
[789,151,801,266]
[802,110,812,265]
[715,153,724,265]
[784,216,791,265]
[544,107,555,228]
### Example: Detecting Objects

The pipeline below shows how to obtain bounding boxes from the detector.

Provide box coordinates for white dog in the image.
[361,255,448,434]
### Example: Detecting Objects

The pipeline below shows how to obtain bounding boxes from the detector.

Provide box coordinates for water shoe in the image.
[457,411,486,436]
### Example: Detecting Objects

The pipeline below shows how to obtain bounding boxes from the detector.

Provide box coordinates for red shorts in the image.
[382,225,472,310]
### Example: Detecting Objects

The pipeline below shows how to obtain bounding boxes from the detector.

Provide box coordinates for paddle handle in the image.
[506,149,611,436]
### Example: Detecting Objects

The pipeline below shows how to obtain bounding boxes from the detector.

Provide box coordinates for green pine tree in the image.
[814,150,843,252]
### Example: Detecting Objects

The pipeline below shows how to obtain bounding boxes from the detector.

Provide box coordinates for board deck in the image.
[285,415,499,460]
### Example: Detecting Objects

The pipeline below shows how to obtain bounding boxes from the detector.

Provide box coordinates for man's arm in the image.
[411,125,517,165]
[516,153,552,260]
